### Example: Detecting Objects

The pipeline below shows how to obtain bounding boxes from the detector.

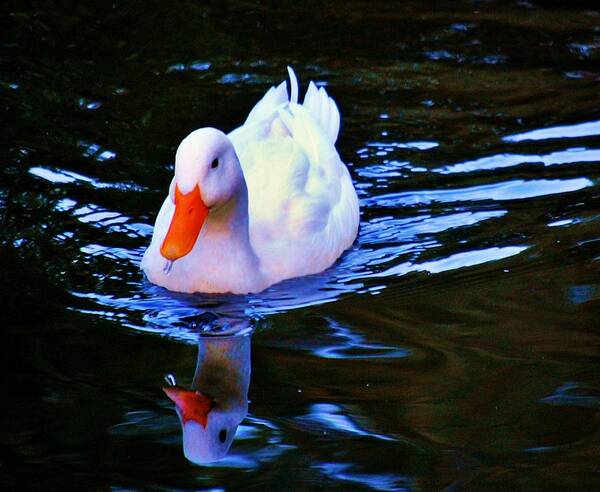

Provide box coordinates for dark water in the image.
[2,0,600,489]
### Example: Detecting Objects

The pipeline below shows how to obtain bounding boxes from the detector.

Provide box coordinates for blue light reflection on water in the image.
[434,148,600,174]
[311,318,410,360]
[29,165,143,191]
[365,178,593,208]
[295,403,396,441]
[503,120,600,142]
[315,462,414,492]
[540,382,600,409]
[367,246,528,278]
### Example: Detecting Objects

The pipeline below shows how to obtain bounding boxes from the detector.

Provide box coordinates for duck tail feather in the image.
[287,66,299,104]
[302,80,340,144]
[244,80,288,126]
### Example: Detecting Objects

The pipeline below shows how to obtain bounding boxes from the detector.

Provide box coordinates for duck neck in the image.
[197,177,263,289]
[204,179,254,255]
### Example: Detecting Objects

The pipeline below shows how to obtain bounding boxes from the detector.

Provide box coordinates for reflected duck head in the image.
[163,333,251,464]
[163,385,242,463]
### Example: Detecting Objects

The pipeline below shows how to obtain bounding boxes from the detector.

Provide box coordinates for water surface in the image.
[2,1,600,489]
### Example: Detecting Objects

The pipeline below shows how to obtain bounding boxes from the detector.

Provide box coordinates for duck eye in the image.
[211,158,219,169]
[218,429,227,443]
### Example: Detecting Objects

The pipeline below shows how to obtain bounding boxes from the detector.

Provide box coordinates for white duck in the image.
[141,67,359,294]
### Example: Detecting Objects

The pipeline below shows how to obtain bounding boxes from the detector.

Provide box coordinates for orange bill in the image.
[160,185,209,261]
[163,386,214,428]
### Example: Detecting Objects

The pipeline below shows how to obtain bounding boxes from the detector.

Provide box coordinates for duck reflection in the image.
[163,333,251,463]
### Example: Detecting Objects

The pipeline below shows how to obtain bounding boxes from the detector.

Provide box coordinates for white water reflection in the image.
[361,211,506,245]
[434,148,600,174]
[29,166,143,191]
[80,243,144,262]
[296,403,396,441]
[55,197,77,212]
[369,246,528,278]
[366,178,593,207]
[366,141,439,151]
[29,167,82,184]
[548,219,575,227]
[503,120,600,142]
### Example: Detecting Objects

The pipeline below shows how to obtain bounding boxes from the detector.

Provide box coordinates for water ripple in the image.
[29,166,143,191]
[503,120,600,142]
[166,61,211,73]
[295,403,396,441]
[365,178,593,207]
[366,246,528,278]
[315,462,414,491]
[434,148,600,174]
[311,319,409,360]
[360,211,507,244]
[540,382,600,408]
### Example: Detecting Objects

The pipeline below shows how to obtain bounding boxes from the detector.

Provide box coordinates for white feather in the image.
[303,81,319,120]
[299,81,341,144]
[327,97,340,144]
[287,66,299,104]
[243,81,288,126]
[318,88,331,138]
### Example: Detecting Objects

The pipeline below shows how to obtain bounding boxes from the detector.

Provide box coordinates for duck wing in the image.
[229,68,359,281]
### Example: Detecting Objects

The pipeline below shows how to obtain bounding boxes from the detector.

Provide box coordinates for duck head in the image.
[160,128,244,262]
